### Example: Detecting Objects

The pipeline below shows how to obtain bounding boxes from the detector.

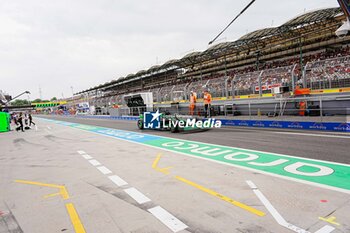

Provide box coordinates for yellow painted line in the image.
[44,192,61,199]
[15,180,86,233]
[152,153,172,174]
[152,153,162,169]
[175,176,265,217]
[319,216,340,226]
[157,166,173,174]
[15,180,70,200]
[66,203,86,233]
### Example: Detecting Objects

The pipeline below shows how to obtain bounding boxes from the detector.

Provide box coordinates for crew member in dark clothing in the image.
[29,113,35,126]
[16,113,24,132]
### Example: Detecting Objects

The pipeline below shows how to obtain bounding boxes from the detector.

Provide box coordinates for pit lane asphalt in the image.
[38,115,350,164]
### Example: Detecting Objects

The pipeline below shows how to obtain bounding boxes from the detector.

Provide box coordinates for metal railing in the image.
[118,95,349,122]
[83,55,350,108]
[304,55,350,90]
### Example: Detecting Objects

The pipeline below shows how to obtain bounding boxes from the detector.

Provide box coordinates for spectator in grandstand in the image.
[203,89,212,118]
[189,91,197,116]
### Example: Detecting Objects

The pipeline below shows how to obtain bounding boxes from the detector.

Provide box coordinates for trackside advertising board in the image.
[219,119,350,132]
[72,115,350,132]
[40,118,350,194]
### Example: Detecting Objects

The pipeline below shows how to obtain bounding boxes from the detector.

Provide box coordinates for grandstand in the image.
[0,91,6,105]
[74,7,350,116]
[0,90,11,105]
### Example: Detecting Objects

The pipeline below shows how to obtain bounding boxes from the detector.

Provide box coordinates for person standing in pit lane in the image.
[16,112,24,132]
[203,89,212,118]
[189,91,197,116]
[29,113,35,126]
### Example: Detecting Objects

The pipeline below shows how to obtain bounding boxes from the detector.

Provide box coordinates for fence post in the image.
[248,102,251,120]
[258,71,263,97]
[225,76,229,98]
[184,83,189,101]
[232,75,236,98]
[157,88,161,102]
[291,64,297,92]
[303,62,309,88]
[319,96,323,122]
[170,86,175,102]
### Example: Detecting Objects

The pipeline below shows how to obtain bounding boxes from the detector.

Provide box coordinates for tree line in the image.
[9,97,58,106]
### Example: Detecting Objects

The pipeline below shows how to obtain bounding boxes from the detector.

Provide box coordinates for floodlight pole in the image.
[5,91,31,105]
[209,0,256,45]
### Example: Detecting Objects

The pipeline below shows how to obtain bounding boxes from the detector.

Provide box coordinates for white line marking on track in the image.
[246,180,257,189]
[43,117,350,168]
[88,159,101,166]
[96,166,112,175]
[77,150,86,155]
[124,187,151,204]
[148,206,188,233]
[246,180,310,233]
[272,131,350,139]
[81,154,93,160]
[47,126,51,130]
[315,225,335,233]
[108,175,128,187]
[42,118,350,194]
[314,225,335,233]
[35,125,38,131]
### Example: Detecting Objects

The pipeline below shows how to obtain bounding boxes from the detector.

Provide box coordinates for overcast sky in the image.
[0,0,339,100]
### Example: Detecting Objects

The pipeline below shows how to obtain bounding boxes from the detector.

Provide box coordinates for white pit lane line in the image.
[108,175,128,187]
[124,187,151,204]
[81,154,93,160]
[76,149,188,232]
[77,150,93,159]
[314,225,335,233]
[96,166,112,175]
[148,206,188,233]
[246,180,336,233]
[88,159,101,166]
[246,180,310,233]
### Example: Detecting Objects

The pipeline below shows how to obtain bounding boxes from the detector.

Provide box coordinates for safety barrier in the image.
[218,119,350,132]
[65,114,350,132]
[76,115,139,121]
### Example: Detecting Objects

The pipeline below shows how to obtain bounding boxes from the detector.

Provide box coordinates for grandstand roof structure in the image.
[283,7,341,28]
[162,59,179,67]
[77,7,344,95]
